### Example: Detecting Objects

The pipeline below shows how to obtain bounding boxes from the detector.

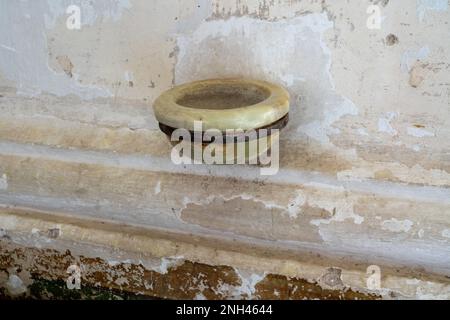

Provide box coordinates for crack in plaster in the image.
[180,191,306,221]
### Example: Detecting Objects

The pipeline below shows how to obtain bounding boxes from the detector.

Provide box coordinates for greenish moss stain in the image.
[30,279,163,300]
[0,278,159,300]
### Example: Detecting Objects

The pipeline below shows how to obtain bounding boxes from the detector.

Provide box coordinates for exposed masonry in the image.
[0,243,379,300]
[0,212,381,299]
[0,210,449,300]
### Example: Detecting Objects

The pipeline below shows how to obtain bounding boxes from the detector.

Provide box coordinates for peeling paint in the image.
[194,292,207,300]
[409,62,428,88]
[174,13,358,144]
[154,180,161,195]
[286,191,306,218]
[407,127,435,138]
[310,198,364,227]
[378,112,398,136]
[0,174,7,191]
[337,167,375,182]
[0,44,17,53]
[417,0,448,22]
[0,240,382,300]
[410,145,421,152]
[401,46,430,72]
[181,192,304,220]
[357,128,369,136]
[441,229,450,239]
[156,257,185,274]
[382,218,414,233]
[5,274,27,296]
[0,1,112,98]
[418,229,425,238]
[318,267,344,290]
[231,269,266,299]
[1,0,450,300]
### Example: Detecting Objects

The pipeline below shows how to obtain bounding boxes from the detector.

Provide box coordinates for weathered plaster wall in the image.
[1,0,449,185]
[1,0,450,298]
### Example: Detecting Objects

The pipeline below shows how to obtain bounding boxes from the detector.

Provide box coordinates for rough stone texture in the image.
[0,242,379,300]
[1,0,450,299]
[0,207,449,299]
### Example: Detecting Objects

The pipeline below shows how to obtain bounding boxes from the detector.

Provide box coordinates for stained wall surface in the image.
[0,0,450,299]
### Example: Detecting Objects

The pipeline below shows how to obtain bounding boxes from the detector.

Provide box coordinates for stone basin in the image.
[153,78,290,164]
